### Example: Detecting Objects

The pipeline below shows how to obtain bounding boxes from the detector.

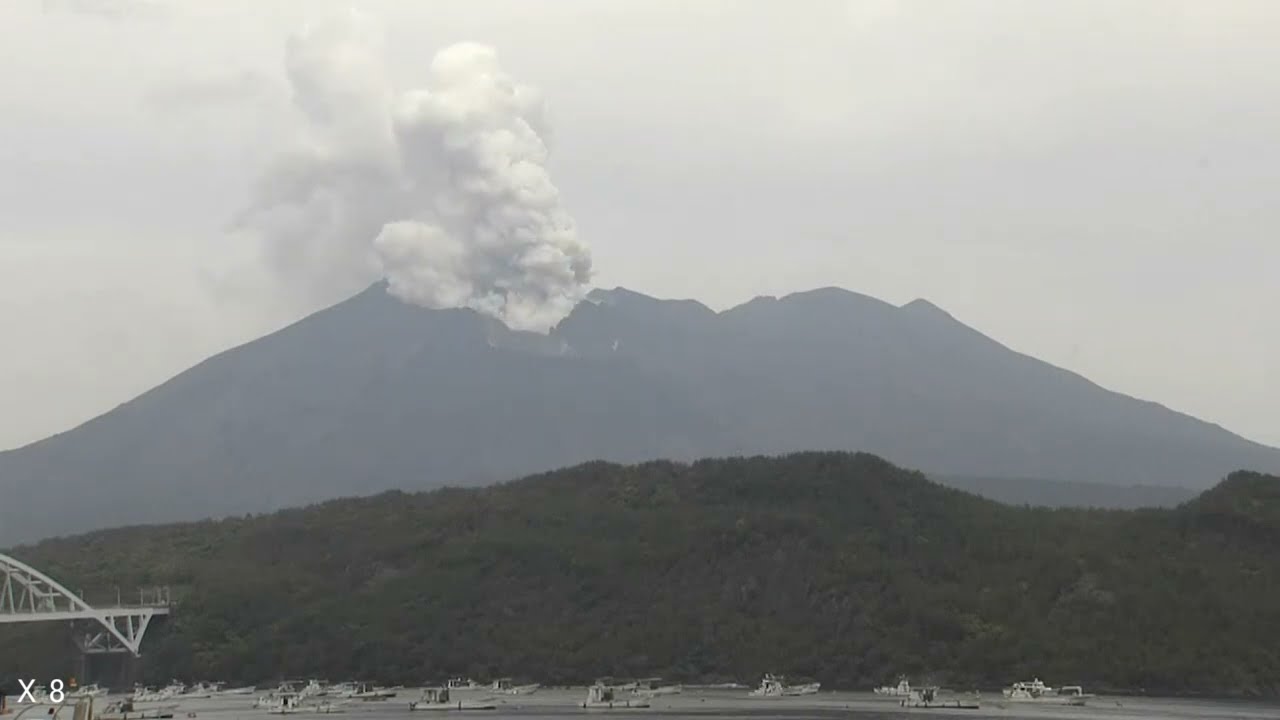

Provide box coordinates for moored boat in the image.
[347,683,398,701]
[874,678,912,697]
[297,681,328,700]
[262,694,348,715]
[629,678,681,698]
[134,682,185,703]
[220,686,258,696]
[69,684,109,699]
[1002,679,1092,706]
[409,687,496,711]
[181,682,219,699]
[446,679,484,692]
[748,674,820,697]
[899,687,980,710]
[490,679,539,695]
[264,694,302,715]
[581,684,650,710]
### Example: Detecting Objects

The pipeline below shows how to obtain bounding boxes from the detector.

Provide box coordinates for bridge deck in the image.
[0,605,171,623]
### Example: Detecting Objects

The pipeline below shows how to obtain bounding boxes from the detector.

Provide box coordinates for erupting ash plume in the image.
[237,11,591,332]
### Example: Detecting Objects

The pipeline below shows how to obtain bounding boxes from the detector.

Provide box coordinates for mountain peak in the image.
[778,286,896,310]
[585,286,654,306]
[900,297,956,321]
[585,287,713,314]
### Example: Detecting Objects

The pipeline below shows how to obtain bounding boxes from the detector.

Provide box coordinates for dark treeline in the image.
[2,452,1277,697]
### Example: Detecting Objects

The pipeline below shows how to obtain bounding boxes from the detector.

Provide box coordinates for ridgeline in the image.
[2,452,1278,696]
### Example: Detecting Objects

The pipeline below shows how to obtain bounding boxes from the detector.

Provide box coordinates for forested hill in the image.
[2,453,1278,697]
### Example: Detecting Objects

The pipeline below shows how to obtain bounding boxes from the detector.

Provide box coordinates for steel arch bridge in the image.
[0,552,170,656]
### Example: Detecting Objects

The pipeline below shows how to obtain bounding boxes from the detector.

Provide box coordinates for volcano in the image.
[2,283,1277,544]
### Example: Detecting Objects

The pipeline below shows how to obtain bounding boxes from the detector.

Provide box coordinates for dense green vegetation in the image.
[2,452,1278,696]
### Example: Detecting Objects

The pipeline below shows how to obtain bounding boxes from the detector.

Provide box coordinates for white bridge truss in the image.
[0,552,170,656]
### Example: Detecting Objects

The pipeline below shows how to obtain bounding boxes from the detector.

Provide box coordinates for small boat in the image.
[628,678,681,698]
[1002,679,1091,706]
[135,682,186,703]
[748,674,820,697]
[263,691,298,712]
[409,687,496,711]
[580,684,649,710]
[181,682,219,699]
[346,683,397,701]
[874,678,912,697]
[265,694,302,715]
[899,687,980,710]
[490,679,539,695]
[445,679,484,692]
[219,686,258,696]
[69,684,109,699]
[297,681,328,699]
[326,683,356,698]
[256,685,308,710]
[256,689,288,710]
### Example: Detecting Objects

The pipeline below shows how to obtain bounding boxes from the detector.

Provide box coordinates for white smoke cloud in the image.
[236,10,591,332]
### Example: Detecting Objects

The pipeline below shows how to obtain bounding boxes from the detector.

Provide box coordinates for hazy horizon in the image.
[2,0,1278,450]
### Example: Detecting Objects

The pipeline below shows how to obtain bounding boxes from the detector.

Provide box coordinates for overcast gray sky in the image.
[2,0,1277,451]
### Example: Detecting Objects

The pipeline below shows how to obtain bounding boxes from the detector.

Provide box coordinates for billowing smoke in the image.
[236,11,591,332]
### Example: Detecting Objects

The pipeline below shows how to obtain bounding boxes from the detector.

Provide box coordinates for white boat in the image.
[181,682,219,699]
[874,678,912,697]
[133,683,185,704]
[580,684,649,710]
[347,683,398,701]
[262,694,348,715]
[265,694,303,715]
[298,681,328,700]
[490,679,539,695]
[445,679,485,692]
[257,683,298,708]
[1003,678,1053,699]
[899,687,980,710]
[409,687,496,711]
[327,683,356,698]
[219,686,258,696]
[629,678,682,698]
[69,684,109,699]
[1002,679,1091,706]
[748,674,820,697]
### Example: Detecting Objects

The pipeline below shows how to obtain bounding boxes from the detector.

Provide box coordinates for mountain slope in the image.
[2,283,1278,544]
[3,453,1278,696]
[557,285,1280,484]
